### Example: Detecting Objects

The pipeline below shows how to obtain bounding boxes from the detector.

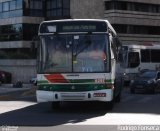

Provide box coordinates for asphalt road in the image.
[0,84,36,100]
[0,88,160,131]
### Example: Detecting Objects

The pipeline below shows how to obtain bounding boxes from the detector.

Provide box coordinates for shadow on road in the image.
[0,88,160,126]
[0,101,108,126]
[111,88,160,115]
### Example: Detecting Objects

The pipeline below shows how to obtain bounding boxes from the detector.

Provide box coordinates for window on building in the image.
[3,2,9,12]
[63,0,70,15]
[10,1,16,10]
[57,0,62,8]
[115,1,127,10]
[16,0,23,9]
[113,24,160,35]
[105,1,111,10]
[30,0,43,9]
[105,1,160,13]
[27,0,43,16]
[127,2,135,11]
[0,24,22,41]
[46,0,70,17]
[112,24,127,34]
[0,23,39,42]
[0,0,23,19]
[0,48,36,59]
[0,3,2,12]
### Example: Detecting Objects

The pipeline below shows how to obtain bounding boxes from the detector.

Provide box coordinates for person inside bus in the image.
[89,43,107,61]
[46,36,71,72]
[88,42,106,72]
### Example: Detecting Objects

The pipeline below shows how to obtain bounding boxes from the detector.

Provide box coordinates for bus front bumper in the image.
[36,89,113,102]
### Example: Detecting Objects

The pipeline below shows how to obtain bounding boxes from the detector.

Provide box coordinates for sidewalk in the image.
[0,84,36,100]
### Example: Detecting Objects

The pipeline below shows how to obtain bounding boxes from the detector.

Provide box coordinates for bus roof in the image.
[38,19,117,35]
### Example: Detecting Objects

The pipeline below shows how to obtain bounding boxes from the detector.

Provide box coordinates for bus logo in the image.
[71,86,75,90]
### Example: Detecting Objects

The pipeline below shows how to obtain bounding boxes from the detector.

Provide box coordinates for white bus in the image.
[36,19,122,109]
[119,43,160,86]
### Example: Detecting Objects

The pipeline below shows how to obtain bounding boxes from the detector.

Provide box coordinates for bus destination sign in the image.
[39,21,108,33]
[62,25,96,32]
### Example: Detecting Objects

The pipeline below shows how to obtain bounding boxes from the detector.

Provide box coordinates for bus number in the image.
[95,79,105,83]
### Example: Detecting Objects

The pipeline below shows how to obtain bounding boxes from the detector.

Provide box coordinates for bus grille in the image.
[60,93,86,101]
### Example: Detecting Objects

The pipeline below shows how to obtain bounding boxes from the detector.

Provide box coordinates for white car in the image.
[30,77,37,85]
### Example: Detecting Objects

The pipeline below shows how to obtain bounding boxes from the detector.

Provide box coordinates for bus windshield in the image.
[38,34,110,73]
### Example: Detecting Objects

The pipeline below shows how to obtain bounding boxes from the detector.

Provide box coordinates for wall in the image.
[70,0,104,19]
[103,0,160,45]
[0,60,36,83]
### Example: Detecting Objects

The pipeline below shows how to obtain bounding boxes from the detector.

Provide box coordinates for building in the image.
[104,0,160,44]
[0,0,160,83]
[0,0,44,83]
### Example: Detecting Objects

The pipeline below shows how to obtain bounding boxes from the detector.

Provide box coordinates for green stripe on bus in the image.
[37,84,112,92]
[37,79,114,84]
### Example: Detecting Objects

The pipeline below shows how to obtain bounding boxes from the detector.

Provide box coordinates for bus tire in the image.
[115,93,121,103]
[52,102,60,110]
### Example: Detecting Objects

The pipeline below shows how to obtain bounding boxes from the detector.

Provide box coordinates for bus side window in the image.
[128,52,140,68]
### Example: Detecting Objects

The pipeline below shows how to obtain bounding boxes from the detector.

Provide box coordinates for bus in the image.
[36,19,122,109]
[119,43,160,86]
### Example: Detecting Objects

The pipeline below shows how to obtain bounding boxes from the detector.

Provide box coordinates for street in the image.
[0,88,160,131]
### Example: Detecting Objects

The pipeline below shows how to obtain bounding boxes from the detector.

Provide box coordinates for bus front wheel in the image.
[115,93,121,103]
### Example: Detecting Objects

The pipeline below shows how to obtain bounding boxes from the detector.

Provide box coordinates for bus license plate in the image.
[93,93,106,97]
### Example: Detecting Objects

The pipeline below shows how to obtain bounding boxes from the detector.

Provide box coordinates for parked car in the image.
[130,70,160,94]
[0,70,12,84]
[30,77,37,86]
[13,81,23,88]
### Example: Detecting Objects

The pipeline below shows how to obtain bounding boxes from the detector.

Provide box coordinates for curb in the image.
[1,84,33,88]
[21,86,37,97]
[0,86,36,101]
[0,95,13,100]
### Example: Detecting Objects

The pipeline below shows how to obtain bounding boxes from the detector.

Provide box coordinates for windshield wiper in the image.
[73,33,92,59]
[74,40,92,57]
